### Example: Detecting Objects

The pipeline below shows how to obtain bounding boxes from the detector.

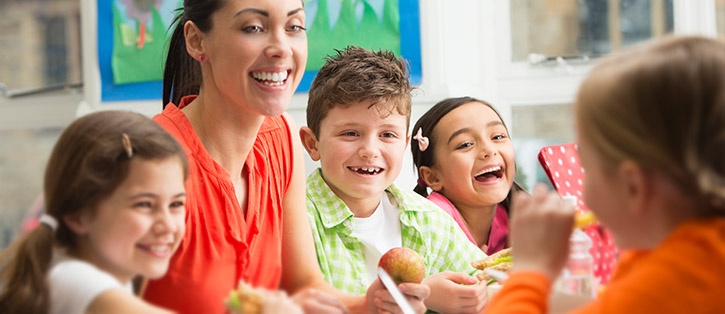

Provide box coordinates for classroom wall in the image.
[2,0,722,248]
[74,0,503,190]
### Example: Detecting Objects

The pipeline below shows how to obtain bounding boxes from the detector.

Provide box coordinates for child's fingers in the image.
[509,184,576,279]
[511,189,532,214]
[439,271,479,286]
[374,290,409,314]
[397,282,431,301]
[452,282,488,309]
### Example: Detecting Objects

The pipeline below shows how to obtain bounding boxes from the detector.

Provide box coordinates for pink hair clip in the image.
[121,133,133,158]
[413,128,429,152]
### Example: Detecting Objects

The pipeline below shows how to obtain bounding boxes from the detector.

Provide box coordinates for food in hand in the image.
[378,247,426,285]
[226,281,262,314]
[575,210,597,229]
[471,248,512,285]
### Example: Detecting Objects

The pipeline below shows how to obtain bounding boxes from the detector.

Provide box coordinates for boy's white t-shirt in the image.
[350,192,403,284]
[47,251,133,314]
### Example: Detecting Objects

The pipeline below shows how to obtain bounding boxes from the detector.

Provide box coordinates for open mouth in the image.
[474,166,504,182]
[348,166,383,175]
[251,70,288,87]
[137,243,172,257]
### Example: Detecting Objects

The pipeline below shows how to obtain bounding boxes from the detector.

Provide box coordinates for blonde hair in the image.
[576,35,725,214]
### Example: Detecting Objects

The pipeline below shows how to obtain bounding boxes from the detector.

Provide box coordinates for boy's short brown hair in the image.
[306,46,414,137]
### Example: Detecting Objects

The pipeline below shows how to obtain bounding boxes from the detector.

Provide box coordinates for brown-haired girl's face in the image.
[201,0,307,115]
[426,102,515,209]
[70,157,186,284]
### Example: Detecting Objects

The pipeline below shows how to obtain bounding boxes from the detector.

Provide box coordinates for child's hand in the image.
[291,288,348,314]
[510,184,575,280]
[422,271,487,314]
[366,278,430,314]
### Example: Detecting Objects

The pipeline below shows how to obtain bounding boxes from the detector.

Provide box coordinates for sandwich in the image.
[226,281,262,314]
[468,211,596,285]
[471,248,512,285]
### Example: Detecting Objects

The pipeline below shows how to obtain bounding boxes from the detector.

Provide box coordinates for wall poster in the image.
[97,0,421,102]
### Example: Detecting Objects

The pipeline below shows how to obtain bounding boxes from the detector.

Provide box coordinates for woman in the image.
[142,1,429,313]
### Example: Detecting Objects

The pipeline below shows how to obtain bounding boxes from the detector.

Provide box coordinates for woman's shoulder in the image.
[153,104,194,143]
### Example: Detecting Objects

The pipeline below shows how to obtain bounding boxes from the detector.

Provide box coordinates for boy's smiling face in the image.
[302,101,409,215]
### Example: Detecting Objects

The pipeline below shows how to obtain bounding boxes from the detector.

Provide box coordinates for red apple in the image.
[378,247,426,285]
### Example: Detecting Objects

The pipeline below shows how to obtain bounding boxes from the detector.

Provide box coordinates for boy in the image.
[300,46,488,313]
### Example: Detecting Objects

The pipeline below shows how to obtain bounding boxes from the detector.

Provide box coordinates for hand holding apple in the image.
[366,277,430,314]
[378,247,426,285]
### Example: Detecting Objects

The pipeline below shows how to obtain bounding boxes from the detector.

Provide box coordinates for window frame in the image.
[485,0,718,135]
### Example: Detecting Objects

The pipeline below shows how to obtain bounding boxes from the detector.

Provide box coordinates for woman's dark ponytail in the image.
[162,0,223,107]
[163,12,200,107]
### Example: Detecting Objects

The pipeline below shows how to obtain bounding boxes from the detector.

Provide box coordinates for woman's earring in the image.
[198,55,206,62]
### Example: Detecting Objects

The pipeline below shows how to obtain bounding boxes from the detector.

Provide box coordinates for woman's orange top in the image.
[142,96,294,314]
[486,218,725,314]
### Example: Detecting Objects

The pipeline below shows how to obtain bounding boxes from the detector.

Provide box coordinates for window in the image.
[512,103,575,190]
[0,127,62,248]
[0,0,81,96]
[510,0,674,63]
[502,0,679,189]
[0,0,80,249]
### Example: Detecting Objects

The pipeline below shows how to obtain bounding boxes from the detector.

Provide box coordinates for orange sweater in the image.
[486,218,725,314]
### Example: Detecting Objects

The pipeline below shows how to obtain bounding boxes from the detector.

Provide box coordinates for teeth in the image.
[252,71,288,85]
[475,166,501,177]
[350,167,382,174]
[149,245,168,253]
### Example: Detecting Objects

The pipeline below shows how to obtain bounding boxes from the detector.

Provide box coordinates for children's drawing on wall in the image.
[96,0,418,100]
[111,0,180,85]
[304,0,401,70]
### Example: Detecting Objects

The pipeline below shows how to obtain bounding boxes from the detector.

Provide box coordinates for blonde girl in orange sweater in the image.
[487,35,725,313]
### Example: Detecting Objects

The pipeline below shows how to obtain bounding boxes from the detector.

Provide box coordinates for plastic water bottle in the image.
[556,196,597,298]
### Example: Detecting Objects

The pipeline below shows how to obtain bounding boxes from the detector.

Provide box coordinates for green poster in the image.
[306,0,401,70]
[111,0,179,85]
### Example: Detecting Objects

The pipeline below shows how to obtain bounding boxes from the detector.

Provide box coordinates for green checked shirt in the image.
[306,168,487,295]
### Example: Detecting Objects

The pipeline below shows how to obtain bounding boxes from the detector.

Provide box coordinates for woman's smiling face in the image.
[200,0,308,116]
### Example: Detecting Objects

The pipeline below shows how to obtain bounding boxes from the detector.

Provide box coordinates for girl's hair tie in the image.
[417,177,428,188]
[413,128,429,152]
[39,214,58,231]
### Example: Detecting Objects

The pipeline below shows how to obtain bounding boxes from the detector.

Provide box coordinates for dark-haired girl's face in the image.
[426,102,515,211]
